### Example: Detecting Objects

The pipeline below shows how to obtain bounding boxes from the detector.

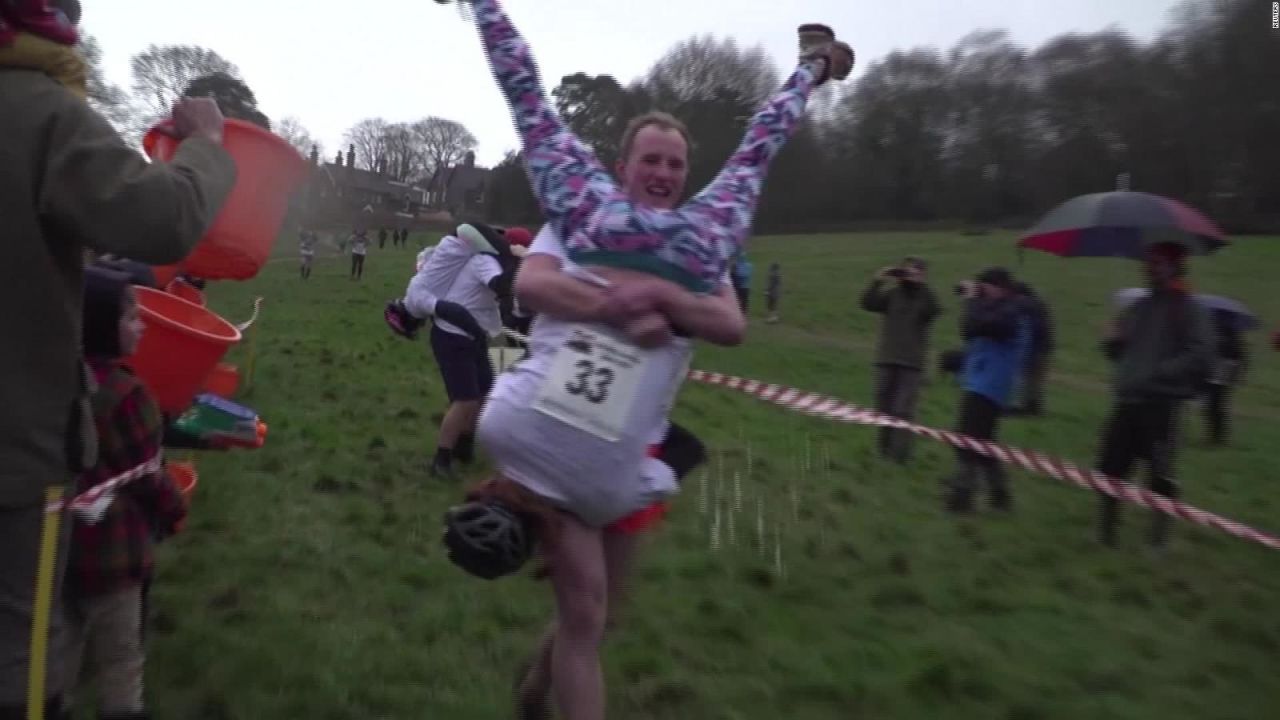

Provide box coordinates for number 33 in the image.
[565,359,615,404]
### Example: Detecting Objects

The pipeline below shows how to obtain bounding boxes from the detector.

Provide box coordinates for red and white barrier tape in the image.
[687,370,1280,552]
[44,453,164,515]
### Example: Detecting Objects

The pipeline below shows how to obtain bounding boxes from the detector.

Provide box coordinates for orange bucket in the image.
[126,286,241,414]
[151,264,183,288]
[203,362,240,397]
[169,461,198,502]
[143,119,309,280]
[166,278,205,306]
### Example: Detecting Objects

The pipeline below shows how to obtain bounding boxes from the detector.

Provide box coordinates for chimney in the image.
[347,144,355,169]
[309,145,319,166]
[464,150,475,168]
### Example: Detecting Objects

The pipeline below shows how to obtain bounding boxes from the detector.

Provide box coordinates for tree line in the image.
[486,0,1278,233]
[82,38,480,188]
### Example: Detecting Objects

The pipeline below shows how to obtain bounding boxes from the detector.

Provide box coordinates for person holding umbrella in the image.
[1112,289,1256,447]
[1095,243,1213,547]
[1019,191,1225,548]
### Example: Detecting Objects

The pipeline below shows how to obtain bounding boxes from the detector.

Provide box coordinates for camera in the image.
[886,268,907,279]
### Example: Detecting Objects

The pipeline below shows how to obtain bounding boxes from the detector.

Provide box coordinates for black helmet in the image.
[442,500,533,580]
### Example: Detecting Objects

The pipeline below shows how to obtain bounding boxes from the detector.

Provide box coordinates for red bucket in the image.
[169,461,198,502]
[166,278,205,306]
[203,362,240,397]
[126,286,241,414]
[143,119,309,280]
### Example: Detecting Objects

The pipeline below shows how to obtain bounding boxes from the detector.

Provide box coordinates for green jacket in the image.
[1105,288,1213,402]
[860,279,941,369]
[0,69,236,507]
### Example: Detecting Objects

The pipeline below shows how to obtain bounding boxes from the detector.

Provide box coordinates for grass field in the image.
[136,231,1280,719]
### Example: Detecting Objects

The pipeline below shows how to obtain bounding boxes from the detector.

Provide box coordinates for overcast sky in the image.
[85,0,1188,168]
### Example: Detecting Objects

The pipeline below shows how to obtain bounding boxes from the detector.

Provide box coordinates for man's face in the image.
[615,125,689,210]
[903,263,926,283]
[1146,253,1178,286]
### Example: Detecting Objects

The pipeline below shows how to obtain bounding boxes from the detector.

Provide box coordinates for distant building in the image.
[426,151,490,217]
[303,144,428,224]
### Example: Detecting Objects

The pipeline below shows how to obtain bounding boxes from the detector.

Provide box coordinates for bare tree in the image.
[130,44,239,123]
[382,122,427,181]
[276,116,322,159]
[78,33,135,134]
[342,118,390,172]
[412,117,478,179]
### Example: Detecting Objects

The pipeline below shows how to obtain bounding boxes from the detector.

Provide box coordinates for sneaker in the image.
[514,660,552,720]
[944,489,974,514]
[989,489,1013,512]
[797,25,855,84]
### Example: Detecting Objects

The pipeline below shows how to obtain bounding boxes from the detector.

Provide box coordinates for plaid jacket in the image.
[69,359,187,597]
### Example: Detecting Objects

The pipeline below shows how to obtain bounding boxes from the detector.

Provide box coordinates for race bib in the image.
[532,326,648,441]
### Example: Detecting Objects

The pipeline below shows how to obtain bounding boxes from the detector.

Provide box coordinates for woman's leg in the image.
[466,0,626,247]
[545,517,608,720]
[677,59,827,261]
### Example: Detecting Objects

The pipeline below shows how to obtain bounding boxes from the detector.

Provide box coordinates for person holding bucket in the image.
[64,267,188,720]
[0,1,236,714]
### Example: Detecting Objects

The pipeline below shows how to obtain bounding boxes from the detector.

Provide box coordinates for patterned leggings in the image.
[469,0,822,290]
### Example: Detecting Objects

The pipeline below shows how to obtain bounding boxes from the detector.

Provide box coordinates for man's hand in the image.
[172,97,226,144]
[619,311,674,348]
[875,266,899,280]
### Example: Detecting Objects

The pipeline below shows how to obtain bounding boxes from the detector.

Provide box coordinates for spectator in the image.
[942,267,1030,513]
[731,253,753,313]
[378,226,388,250]
[299,228,315,280]
[1011,281,1054,416]
[1094,242,1212,548]
[349,229,369,280]
[1203,308,1247,446]
[1,1,236,713]
[860,256,941,463]
[765,262,782,323]
[65,267,188,720]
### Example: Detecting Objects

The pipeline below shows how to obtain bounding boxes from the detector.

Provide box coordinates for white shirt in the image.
[474,225,706,526]
[351,236,369,255]
[434,253,503,338]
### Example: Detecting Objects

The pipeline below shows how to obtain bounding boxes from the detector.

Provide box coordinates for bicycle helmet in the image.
[443,500,533,580]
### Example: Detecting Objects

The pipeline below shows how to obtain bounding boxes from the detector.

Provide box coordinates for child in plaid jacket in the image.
[65,267,187,720]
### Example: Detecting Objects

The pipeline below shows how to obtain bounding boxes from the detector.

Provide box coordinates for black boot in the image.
[454,433,476,465]
[1098,495,1120,547]
[1149,477,1179,548]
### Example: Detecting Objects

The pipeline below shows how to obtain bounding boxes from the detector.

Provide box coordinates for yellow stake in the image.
[28,486,65,720]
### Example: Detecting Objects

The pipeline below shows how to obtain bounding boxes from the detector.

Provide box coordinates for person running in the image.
[509,219,737,720]
[440,0,852,292]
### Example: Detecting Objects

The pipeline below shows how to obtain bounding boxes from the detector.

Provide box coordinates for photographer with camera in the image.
[860,256,940,462]
[942,267,1031,513]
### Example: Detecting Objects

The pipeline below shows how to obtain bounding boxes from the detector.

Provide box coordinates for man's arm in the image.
[920,285,942,324]
[961,298,1019,341]
[860,279,889,313]
[39,96,237,265]
[1155,301,1213,382]
[516,256,745,346]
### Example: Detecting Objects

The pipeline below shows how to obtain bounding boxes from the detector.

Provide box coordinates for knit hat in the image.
[83,265,131,358]
[0,1,80,46]
[504,226,532,247]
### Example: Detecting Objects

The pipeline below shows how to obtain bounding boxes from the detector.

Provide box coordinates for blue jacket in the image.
[960,298,1032,407]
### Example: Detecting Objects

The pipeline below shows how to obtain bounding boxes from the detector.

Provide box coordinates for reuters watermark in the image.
[1273,2,1279,29]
